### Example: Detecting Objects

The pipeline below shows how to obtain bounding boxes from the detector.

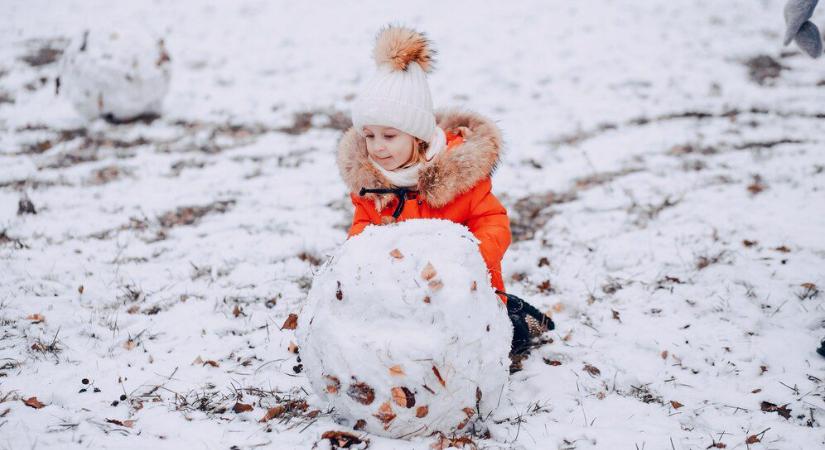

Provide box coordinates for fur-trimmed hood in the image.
[337,109,502,210]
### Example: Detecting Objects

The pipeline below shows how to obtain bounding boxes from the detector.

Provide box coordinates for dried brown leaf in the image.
[232,402,253,413]
[388,365,404,377]
[281,313,298,330]
[421,262,437,281]
[760,401,791,419]
[389,248,404,259]
[416,405,429,418]
[325,375,341,394]
[319,430,369,448]
[105,418,135,428]
[373,401,396,429]
[25,314,45,324]
[391,387,415,408]
[347,382,375,405]
[259,405,285,422]
[583,364,601,377]
[22,397,45,409]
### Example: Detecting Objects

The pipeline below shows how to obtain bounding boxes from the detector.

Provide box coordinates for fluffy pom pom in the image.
[372,25,435,73]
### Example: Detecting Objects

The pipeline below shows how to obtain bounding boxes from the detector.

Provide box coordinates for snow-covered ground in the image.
[1,0,823,448]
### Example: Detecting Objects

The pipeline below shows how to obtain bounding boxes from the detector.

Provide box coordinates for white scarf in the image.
[368,127,447,188]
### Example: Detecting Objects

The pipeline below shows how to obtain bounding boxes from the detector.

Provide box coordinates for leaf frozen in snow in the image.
[105,418,135,428]
[746,435,761,444]
[391,387,415,408]
[421,262,437,281]
[583,364,601,377]
[232,402,253,413]
[319,430,369,448]
[428,279,443,291]
[22,397,45,409]
[389,248,404,259]
[281,313,298,330]
[670,400,683,409]
[760,401,791,419]
[259,405,285,422]
[25,314,45,323]
[388,365,405,376]
[325,375,341,394]
[347,381,375,405]
[373,401,396,429]
[336,281,343,301]
[415,405,429,418]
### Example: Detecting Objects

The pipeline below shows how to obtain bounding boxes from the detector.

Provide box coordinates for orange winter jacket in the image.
[337,109,511,302]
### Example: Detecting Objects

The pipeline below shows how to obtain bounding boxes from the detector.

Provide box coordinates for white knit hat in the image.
[352,26,437,142]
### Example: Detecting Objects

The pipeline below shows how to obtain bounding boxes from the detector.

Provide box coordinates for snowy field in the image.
[1,0,824,448]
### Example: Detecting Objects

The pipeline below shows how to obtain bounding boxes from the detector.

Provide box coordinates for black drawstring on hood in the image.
[359,187,414,219]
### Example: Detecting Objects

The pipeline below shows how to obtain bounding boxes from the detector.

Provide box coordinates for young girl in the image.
[336,26,553,355]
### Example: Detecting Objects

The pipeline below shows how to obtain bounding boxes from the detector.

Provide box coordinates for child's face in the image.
[363,125,415,171]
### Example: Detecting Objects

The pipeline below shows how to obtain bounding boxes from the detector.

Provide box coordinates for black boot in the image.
[499,291,555,355]
[509,312,532,355]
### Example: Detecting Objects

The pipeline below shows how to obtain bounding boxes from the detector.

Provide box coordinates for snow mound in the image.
[60,27,171,122]
[297,219,512,438]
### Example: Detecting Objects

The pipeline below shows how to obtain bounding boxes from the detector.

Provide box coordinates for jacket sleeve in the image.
[347,193,374,238]
[464,178,512,293]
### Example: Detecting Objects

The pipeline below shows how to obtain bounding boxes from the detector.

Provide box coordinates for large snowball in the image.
[297,219,512,439]
[60,27,171,122]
